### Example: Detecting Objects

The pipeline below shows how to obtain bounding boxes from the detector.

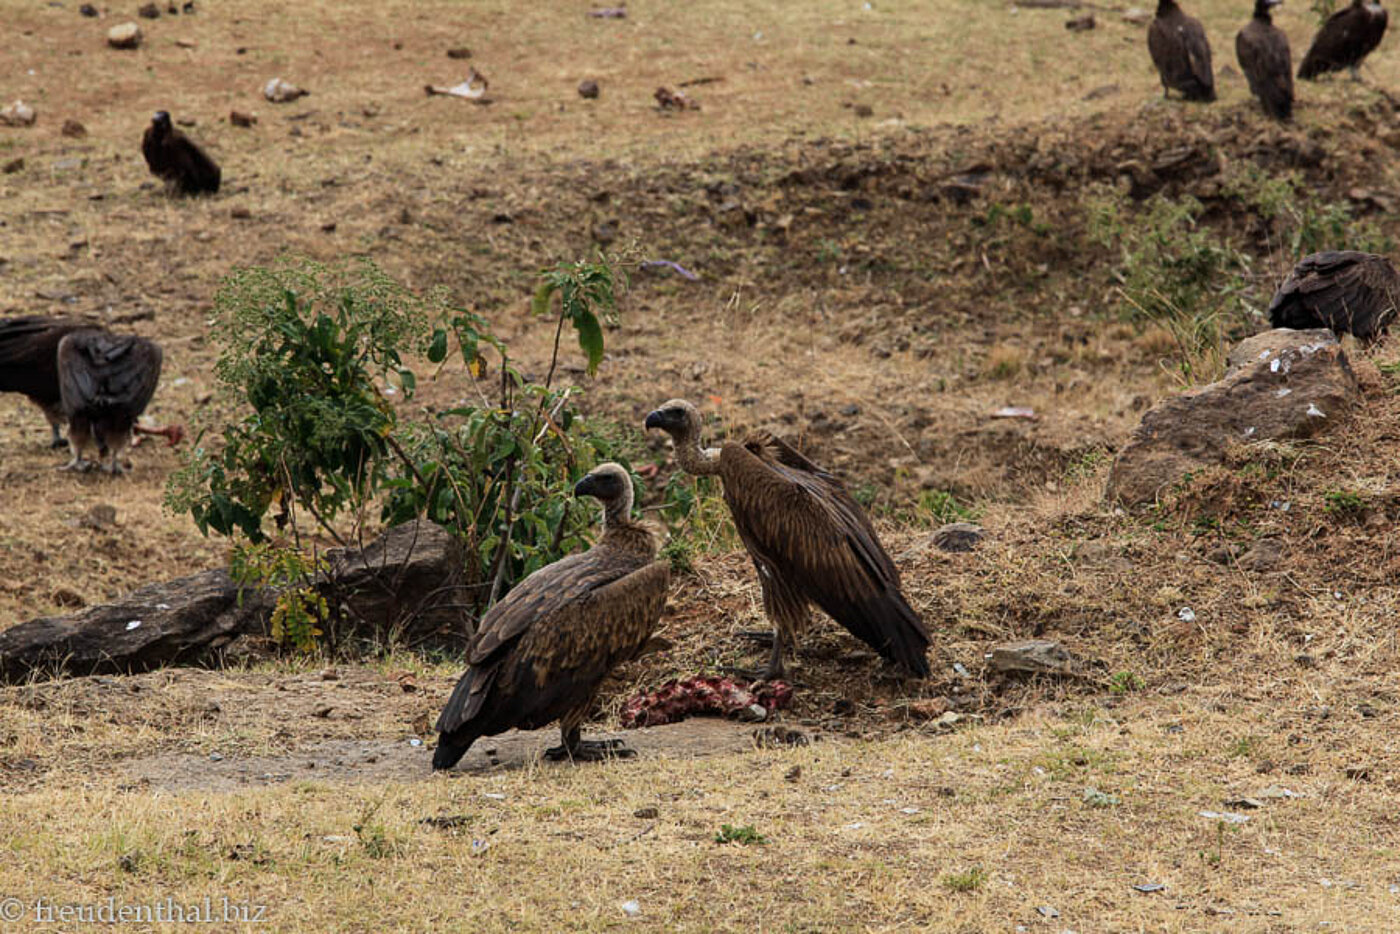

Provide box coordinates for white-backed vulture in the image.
[1267,251,1400,340]
[433,463,670,770]
[141,111,221,196]
[1149,0,1218,101]
[0,317,176,469]
[645,400,931,679]
[1298,0,1388,79]
[1237,0,1294,120]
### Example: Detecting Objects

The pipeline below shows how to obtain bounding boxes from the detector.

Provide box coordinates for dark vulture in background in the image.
[1149,0,1218,101]
[433,464,669,771]
[1237,0,1294,119]
[141,111,221,195]
[1267,251,1400,340]
[0,316,173,471]
[646,400,931,680]
[1298,0,1388,79]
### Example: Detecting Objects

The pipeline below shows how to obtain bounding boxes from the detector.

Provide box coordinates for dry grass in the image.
[4,0,1400,929]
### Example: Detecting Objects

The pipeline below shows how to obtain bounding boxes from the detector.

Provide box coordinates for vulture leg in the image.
[756,567,808,681]
[35,403,66,449]
[59,423,93,471]
[543,724,634,762]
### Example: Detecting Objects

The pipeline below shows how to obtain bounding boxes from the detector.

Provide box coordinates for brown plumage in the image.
[0,316,97,450]
[141,111,221,195]
[1267,250,1400,340]
[433,464,670,771]
[1149,0,1218,101]
[57,328,165,473]
[646,400,930,679]
[1237,0,1294,119]
[1298,0,1388,79]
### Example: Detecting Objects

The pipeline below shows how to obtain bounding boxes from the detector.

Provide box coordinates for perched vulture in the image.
[1237,0,1294,119]
[433,464,669,770]
[645,400,931,679]
[1298,0,1388,79]
[0,316,173,471]
[1148,0,1218,101]
[1267,250,1400,340]
[141,111,221,195]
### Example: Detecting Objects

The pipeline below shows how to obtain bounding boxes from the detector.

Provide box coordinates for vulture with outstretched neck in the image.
[1149,0,1217,101]
[0,316,176,471]
[645,400,930,679]
[1267,251,1400,340]
[1298,0,1388,79]
[141,111,221,195]
[1237,0,1294,119]
[433,464,670,771]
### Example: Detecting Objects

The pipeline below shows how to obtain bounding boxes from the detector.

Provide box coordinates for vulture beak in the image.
[643,409,667,431]
[573,474,599,499]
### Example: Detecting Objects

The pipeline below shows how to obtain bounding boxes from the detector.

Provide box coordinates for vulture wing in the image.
[0,317,92,405]
[57,331,163,418]
[1267,251,1400,339]
[1299,4,1382,76]
[169,133,221,194]
[1181,19,1217,99]
[435,552,660,735]
[721,433,931,676]
[141,124,169,178]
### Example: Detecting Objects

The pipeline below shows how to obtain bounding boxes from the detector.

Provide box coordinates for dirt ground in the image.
[4,0,1400,930]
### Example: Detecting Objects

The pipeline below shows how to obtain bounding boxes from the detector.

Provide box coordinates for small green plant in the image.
[1082,786,1120,808]
[658,472,736,569]
[1200,819,1226,868]
[714,824,768,846]
[1228,735,1260,759]
[353,800,405,860]
[917,488,977,525]
[230,543,328,652]
[1323,489,1365,519]
[940,867,988,892]
[1108,671,1144,695]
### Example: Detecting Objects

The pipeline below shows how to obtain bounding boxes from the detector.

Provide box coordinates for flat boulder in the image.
[1107,329,1359,505]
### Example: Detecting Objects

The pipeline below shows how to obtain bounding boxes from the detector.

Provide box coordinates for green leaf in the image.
[531,280,556,318]
[427,329,448,364]
[574,310,604,376]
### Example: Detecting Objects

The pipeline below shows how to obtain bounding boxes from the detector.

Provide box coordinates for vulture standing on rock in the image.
[1237,0,1294,120]
[0,316,173,472]
[645,400,931,680]
[141,111,221,195]
[1149,0,1217,101]
[433,464,670,771]
[1267,250,1400,340]
[1298,0,1388,79]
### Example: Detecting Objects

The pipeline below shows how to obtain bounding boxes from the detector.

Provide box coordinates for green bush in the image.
[167,255,634,642]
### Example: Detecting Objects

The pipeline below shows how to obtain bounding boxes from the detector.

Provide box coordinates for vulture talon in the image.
[432,464,670,772]
[545,738,634,762]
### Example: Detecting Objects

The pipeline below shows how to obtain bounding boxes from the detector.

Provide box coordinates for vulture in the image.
[141,111,221,195]
[433,463,670,771]
[1267,250,1400,340]
[1237,0,1294,119]
[645,400,931,679]
[1149,0,1218,101]
[0,316,173,472]
[1298,0,1388,79]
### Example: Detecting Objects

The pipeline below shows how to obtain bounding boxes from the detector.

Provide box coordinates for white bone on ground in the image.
[1306,403,1325,418]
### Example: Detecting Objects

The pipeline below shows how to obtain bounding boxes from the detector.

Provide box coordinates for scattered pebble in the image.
[633,807,659,819]
[620,900,641,917]
[0,100,37,127]
[1133,882,1165,893]
[578,79,600,99]
[61,119,87,138]
[107,23,143,49]
[1199,810,1249,824]
[230,109,258,127]
[264,77,309,103]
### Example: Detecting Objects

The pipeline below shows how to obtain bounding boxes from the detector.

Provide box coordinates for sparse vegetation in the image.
[714,824,768,846]
[940,867,988,892]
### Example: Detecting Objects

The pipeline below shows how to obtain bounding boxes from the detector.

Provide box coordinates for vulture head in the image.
[150,111,172,136]
[575,462,634,522]
[644,398,702,442]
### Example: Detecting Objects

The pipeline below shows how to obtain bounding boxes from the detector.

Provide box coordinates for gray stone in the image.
[0,100,37,127]
[931,522,985,552]
[1107,329,1359,505]
[263,77,309,103]
[987,639,1086,677]
[107,22,143,49]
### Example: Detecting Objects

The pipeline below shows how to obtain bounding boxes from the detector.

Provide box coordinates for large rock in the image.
[0,570,272,682]
[107,22,143,48]
[319,520,472,650]
[0,521,470,682]
[1107,329,1359,505]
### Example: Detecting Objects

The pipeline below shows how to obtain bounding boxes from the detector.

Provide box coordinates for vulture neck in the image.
[1156,0,1177,12]
[673,434,723,476]
[1252,1,1271,19]
[599,488,636,531]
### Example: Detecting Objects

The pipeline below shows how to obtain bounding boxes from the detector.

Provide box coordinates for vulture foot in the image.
[58,458,95,473]
[738,630,776,647]
[544,738,635,762]
[103,460,129,476]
